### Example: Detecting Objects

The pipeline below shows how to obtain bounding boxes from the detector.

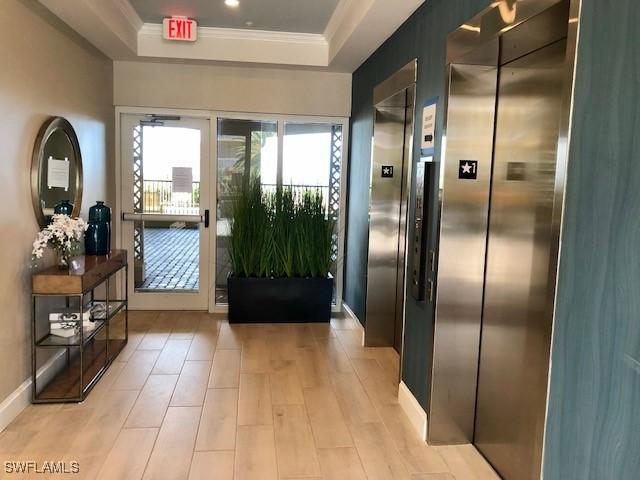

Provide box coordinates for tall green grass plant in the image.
[229,178,334,279]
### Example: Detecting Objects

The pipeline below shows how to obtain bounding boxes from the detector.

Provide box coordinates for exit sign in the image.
[163,17,197,42]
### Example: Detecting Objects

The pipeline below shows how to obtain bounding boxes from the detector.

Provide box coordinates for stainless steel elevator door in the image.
[365,85,414,352]
[429,51,499,444]
[474,39,568,480]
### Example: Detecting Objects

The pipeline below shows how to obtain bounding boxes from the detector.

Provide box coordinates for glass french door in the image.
[120,115,210,310]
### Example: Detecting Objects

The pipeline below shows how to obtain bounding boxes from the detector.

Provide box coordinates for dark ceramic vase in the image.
[85,201,111,255]
[89,201,111,223]
[53,200,73,216]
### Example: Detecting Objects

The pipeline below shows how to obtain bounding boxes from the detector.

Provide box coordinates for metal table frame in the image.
[31,263,128,403]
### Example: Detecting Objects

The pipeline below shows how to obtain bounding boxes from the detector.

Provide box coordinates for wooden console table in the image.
[31,250,128,403]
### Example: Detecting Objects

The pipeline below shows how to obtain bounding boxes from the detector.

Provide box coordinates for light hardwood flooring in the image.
[0,312,500,480]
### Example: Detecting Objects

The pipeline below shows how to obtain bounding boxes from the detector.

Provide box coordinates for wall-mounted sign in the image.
[381,165,394,178]
[163,17,197,42]
[47,157,70,190]
[459,160,478,180]
[172,167,193,193]
[421,97,438,155]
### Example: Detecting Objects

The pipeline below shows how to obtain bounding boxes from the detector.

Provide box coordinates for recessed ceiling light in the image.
[225,0,240,8]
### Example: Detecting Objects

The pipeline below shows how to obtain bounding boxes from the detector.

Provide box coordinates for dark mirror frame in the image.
[31,117,83,227]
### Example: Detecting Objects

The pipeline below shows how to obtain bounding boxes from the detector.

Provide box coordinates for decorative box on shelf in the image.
[31,250,128,403]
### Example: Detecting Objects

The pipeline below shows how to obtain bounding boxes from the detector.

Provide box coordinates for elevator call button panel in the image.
[412,159,431,301]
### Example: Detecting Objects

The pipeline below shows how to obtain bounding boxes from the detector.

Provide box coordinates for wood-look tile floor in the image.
[0,312,500,480]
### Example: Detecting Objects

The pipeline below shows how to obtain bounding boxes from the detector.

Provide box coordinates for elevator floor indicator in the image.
[459,160,478,180]
[382,165,394,178]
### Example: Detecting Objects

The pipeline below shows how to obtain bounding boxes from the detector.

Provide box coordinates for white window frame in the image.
[115,106,350,314]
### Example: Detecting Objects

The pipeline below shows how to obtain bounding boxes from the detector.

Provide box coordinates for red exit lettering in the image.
[163,17,198,42]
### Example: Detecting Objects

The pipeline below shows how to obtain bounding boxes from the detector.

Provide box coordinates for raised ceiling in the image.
[129,0,340,34]
[39,0,426,72]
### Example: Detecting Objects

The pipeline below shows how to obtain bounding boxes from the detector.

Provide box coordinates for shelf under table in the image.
[36,320,106,348]
[35,300,126,348]
[35,338,126,402]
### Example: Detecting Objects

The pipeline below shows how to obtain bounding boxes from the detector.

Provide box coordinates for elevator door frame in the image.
[365,60,416,357]
[429,0,581,467]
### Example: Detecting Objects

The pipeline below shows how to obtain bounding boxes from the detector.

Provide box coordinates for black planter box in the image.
[228,275,333,323]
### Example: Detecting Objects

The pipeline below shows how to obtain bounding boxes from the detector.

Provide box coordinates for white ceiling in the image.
[39,0,426,72]
[129,0,340,34]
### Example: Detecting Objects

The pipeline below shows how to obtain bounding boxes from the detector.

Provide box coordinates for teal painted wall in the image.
[345,0,640,475]
[345,0,489,408]
[543,0,640,477]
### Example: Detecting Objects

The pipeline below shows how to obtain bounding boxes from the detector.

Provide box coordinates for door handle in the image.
[204,209,210,228]
[122,212,204,223]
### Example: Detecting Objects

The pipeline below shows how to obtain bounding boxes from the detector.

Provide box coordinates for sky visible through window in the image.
[142,125,332,188]
[142,126,201,181]
[283,132,331,187]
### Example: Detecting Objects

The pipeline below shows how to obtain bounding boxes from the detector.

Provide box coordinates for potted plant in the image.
[227,178,335,323]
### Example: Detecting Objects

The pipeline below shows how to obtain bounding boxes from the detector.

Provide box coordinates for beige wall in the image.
[114,61,352,117]
[0,1,113,402]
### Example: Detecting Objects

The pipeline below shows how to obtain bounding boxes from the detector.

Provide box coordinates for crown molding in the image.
[40,0,139,58]
[41,0,426,72]
[325,0,375,63]
[324,0,352,42]
[113,0,144,32]
[138,23,329,67]
[140,23,327,46]
[328,0,424,71]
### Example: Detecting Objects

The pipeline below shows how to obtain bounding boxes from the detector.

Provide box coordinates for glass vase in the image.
[56,250,71,270]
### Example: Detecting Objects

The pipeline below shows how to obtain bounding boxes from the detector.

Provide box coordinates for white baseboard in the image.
[342,302,361,324]
[0,351,66,433]
[211,304,228,315]
[398,381,428,441]
[341,302,365,345]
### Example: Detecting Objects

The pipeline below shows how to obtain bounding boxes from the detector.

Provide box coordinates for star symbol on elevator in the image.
[381,166,394,177]
[461,162,472,174]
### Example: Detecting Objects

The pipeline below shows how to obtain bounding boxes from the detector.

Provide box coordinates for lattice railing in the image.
[329,125,343,265]
[133,125,144,264]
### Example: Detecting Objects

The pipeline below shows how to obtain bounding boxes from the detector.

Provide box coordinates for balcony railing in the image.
[143,180,331,216]
[143,179,200,215]
[251,183,331,214]
[215,182,331,218]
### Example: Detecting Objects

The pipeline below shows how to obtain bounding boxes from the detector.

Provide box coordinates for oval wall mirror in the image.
[31,117,83,227]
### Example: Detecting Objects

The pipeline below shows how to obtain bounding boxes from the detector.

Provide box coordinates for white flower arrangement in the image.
[32,214,88,267]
